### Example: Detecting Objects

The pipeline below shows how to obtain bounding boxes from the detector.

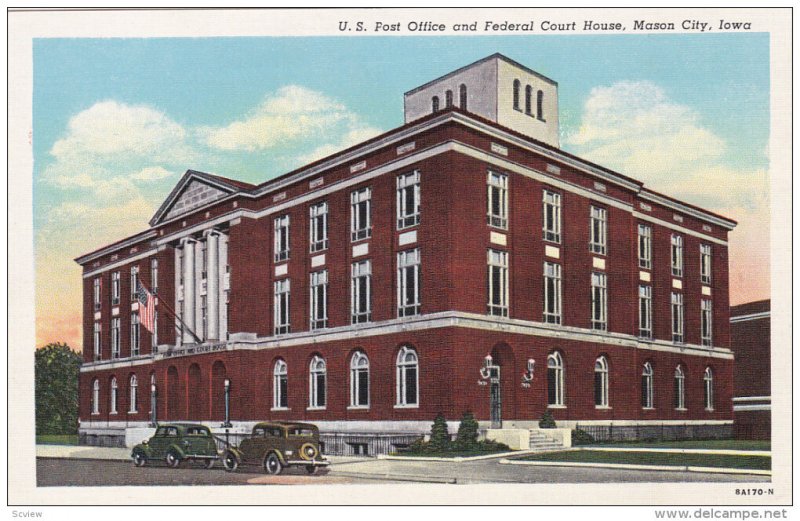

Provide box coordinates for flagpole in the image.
[139,280,203,345]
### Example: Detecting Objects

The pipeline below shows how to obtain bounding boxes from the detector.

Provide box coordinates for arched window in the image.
[674,365,686,410]
[110,377,118,414]
[641,362,654,409]
[445,89,453,108]
[309,356,326,409]
[537,90,544,120]
[431,96,440,113]
[273,359,288,409]
[350,351,370,408]
[547,351,564,406]
[594,356,609,407]
[513,79,521,110]
[704,367,714,410]
[396,346,419,407]
[459,84,467,110]
[91,379,100,414]
[525,85,533,115]
[129,375,138,413]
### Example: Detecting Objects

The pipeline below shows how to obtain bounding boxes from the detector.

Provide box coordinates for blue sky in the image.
[32,34,770,347]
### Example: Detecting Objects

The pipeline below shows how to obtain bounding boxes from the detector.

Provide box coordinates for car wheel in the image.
[204,458,215,469]
[305,465,318,475]
[166,450,182,469]
[222,451,239,472]
[132,452,147,467]
[264,453,283,475]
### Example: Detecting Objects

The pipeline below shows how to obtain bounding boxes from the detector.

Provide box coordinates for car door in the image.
[148,427,169,458]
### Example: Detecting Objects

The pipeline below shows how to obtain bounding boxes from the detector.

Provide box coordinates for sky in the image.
[32,34,770,350]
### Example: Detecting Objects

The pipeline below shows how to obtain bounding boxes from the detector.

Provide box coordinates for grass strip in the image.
[583,439,770,451]
[522,450,770,470]
[36,434,79,445]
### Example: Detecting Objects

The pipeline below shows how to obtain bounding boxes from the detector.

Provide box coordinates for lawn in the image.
[521,450,770,470]
[585,439,770,451]
[36,434,78,445]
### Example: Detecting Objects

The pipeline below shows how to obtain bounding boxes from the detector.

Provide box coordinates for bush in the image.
[429,413,451,452]
[454,411,480,450]
[572,428,595,446]
[36,343,81,435]
[539,410,557,429]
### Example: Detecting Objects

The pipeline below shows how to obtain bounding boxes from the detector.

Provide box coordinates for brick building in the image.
[76,54,737,452]
[730,300,771,440]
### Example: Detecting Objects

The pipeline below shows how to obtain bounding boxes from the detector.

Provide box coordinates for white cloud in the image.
[131,166,174,181]
[296,126,383,165]
[198,85,373,152]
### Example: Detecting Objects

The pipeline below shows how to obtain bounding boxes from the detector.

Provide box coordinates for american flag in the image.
[137,281,156,333]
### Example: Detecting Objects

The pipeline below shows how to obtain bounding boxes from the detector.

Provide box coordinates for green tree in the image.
[429,413,451,452]
[454,411,480,450]
[35,343,81,435]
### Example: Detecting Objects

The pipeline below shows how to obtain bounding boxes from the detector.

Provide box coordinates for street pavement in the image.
[36,445,769,486]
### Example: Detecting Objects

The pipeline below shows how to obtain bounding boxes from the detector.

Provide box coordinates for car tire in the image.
[305,465,318,475]
[204,458,215,469]
[222,451,239,472]
[166,450,182,469]
[132,452,147,467]
[264,453,283,475]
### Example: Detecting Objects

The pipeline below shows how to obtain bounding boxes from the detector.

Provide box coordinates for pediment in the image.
[150,170,243,226]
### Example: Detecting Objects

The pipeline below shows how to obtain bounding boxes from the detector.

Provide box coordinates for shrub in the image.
[454,411,480,450]
[429,413,451,452]
[572,428,595,445]
[539,410,557,429]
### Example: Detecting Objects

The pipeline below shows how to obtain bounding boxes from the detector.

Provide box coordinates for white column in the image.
[219,233,228,340]
[207,231,219,341]
[194,239,204,342]
[174,246,182,349]
[183,238,196,343]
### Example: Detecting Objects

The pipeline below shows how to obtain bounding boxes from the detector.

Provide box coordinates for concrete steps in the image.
[528,430,566,452]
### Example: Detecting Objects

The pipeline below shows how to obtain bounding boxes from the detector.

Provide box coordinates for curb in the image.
[37,455,132,463]
[498,458,771,476]
[330,470,457,484]
[581,447,771,457]
[378,448,548,463]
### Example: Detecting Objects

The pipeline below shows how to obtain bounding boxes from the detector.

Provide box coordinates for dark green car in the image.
[131,423,219,469]
[222,422,329,475]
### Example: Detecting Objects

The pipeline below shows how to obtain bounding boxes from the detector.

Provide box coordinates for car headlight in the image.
[285,450,293,457]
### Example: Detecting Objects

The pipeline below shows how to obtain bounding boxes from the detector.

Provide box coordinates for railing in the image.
[575,423,733,444]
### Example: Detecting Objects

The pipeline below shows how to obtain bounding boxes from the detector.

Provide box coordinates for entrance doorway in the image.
[489,365,501,429]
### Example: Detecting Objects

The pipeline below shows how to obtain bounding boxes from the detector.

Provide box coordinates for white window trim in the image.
[274,215,290,263]
[91,379,100,415]
[589,206,607,255]
[638,224,652,270]
[704,367,714,411]
[397,170,421,230]
[674,366,686,410]
[487,249,509,317]
[671,292,685,343]
[273,359,288,410]
[547,351,565,407]
[308,355,327,410]
[642,362,654,410]
[350,351,370,408]
[671,234,684,277]
[701,299,713,347]
[128,375,138,413]
[351,260,372,324]
[594,356,610,408]
[310,270,329,330]
[398,249,421,317]
[395,346,419,408]
[590,272,608,331]
[130,265,139,302]
[109,377,118,415]
[700,244,712,284]
[487,171,508,229]
[639,285,653,339]
[111,271,121,306]
[543,261,562,324]
[351,187,372,242]
[543,190,562,243]
[309,201,329,253]
[274,279,291,335]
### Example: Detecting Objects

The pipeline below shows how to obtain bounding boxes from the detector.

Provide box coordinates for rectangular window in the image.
[111,317,120,359]
[309,202,329,253]
[310,270,328,330]
[351,260,372,323]
[274,215,290,262]
[150,258,159,294]
[93,278,101,311]
[700,244,712,284]
[590,272,608,331]
[398,249,421,317]
[93,322,101,360]
[111,272,120,306]
[638,224,652,269]
[397,170,421,229]
[638,285,652,339]
[200,242,207,280]
[487,249,509,317]
[671,234,684,277]
[486,171,508,229]
[589,206,607,255]
[351,187,372,241]
[701,299,713,347]
[543,262,562,324]
[201,295,207,339]
[274,279,291,335]
[130,313,140,357]
[543,190,562,243]
[130,266,139,302]
[671,292,684,343]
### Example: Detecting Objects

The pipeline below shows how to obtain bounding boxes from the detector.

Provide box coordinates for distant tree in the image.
[429,413,451,452]
[35,343,81,435]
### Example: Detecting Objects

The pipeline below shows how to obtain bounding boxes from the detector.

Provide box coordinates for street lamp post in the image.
[222,378,232,428]
[150,383,157,427]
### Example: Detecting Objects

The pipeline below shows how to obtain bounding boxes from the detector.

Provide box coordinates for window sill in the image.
[594,406,612,410]
[347,406,370,411]
[394,404,419,409]
[271,407,290,412]
[351,235,371,244]
[487,223,509,232]
[110,412,118,415]
[129,410,138,414]
[396,223,420,232]
[547,404,567,409]
[91,413,100,416]
[306,407,326,411]
[675,408,688,412]
[642,407,656,411]
[705,408,715,412]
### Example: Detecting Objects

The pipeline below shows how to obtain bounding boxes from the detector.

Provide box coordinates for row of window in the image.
[93,259,159,310]
[512,79,545,121]
[274,171,421,262]
[547,352,715,411]
[91,374,143,415]
[488,253,714,345]
[431,84,468,113]
[93,311,157,361]
[487,172,714,283]
[273,248,420,334]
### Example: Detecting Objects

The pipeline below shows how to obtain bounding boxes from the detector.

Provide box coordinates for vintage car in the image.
[222,421,329,475]
[131,423,219,468]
